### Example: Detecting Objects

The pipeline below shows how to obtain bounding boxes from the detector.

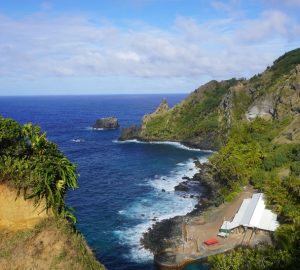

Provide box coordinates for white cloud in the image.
[237,10,289,42]
[265,0,300,6]
[0,8,298,86]
[211,0,240,12]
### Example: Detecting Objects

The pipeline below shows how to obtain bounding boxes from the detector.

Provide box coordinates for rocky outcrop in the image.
[246,97,275,121]
[93,117,119,129]
[119,51,300,149]
[182,133,220,151]
[141,160,223,255]
[246,64,300,121]
[119,99,170,141]
[141,99,170,131]
[119,125,141,141]
[174,181,189,192]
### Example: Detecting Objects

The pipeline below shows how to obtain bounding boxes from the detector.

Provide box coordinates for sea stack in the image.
[93,117,119,129]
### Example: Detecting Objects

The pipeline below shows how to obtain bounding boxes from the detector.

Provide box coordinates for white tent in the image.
[220,193,279,234]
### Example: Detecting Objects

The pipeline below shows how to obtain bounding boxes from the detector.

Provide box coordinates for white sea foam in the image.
[113,139,214,152]
[149,159,197,192]
[85,127,104,131]
[71,138,85,143]
[114,157,208,262]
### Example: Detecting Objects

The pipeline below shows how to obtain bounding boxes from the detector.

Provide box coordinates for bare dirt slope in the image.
[0,184,105,270]
[0,184,48,230]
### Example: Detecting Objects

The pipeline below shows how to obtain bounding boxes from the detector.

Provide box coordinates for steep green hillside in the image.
[121,48,300,270]
[140,79,238,149]
[195,50,300,270]
[120,48,300,151]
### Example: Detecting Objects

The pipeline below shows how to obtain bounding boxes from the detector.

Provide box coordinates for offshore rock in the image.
[93,117,119,129]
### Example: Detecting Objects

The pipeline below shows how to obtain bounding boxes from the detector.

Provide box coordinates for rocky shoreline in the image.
[117,99,223,262]
[119,126,219,151]
[141,159,223,259]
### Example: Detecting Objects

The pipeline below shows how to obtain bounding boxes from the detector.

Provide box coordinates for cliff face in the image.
[0,117,105,270]
[0,183,105,270]
[0,184,48,230]
[120,48,300,149]
[141,98,170,132]
[120,79,239,150]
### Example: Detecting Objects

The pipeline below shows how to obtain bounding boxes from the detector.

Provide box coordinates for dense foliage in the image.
[208,118,300,269]
[270,48,300,81]
[141,79,238,149]
[138,48,300,269]
[0,117,78,222]
[208,245,291,270]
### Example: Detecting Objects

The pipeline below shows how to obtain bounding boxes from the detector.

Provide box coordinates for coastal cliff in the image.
[122,48,300,269]
[0,184,104,270]
[0,117,105,270]
[120,79,238,150]
[120,48,300,150]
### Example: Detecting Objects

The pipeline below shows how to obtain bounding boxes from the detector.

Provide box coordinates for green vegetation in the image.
[208,118,300,269]
[208,245,291,270]
[0,116,78,221]
[139,48,300,269]
[270,48,300,80]
[141,79,238,149]
[0,117,105,269]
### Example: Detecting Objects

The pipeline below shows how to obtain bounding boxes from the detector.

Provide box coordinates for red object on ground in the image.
[204,238,219,245]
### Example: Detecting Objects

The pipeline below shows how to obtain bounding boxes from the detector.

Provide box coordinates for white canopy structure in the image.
[219,193,279,235]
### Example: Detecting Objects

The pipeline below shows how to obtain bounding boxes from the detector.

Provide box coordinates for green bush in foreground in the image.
[208,245,291,270]
[0,116,78,222]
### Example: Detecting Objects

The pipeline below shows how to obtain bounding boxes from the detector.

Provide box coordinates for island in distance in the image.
[93,116,120,129]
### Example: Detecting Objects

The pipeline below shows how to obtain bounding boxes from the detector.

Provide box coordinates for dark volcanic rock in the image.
[141,160,224,256]
[141,216,184,254]
[182,133,219,151]
[174,181,189,192]
[119,125,141,141]
[93,117,119,129]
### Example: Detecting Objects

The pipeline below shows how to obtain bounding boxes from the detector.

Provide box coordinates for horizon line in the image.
[0,92,190,97]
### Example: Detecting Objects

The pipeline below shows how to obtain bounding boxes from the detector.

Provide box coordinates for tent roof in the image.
[220,193,279,233]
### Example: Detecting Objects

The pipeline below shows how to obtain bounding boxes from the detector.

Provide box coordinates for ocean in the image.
[0,95,210,270]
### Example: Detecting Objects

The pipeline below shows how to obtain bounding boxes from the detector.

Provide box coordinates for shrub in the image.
[290,161,300,176]
[0,117,78,222]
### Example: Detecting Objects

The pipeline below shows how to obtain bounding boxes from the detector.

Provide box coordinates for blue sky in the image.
[0,0,299,95]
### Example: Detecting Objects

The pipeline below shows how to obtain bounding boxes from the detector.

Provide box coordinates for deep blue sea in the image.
[0,95,210,270]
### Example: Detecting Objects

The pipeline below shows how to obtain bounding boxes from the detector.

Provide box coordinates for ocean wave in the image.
[71,138,85,143]
[85,126,104,131]
[149,158,207,192]
[113,139,213,152]
[114,157,207,262]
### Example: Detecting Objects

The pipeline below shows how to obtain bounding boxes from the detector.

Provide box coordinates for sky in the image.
[0,0,299,96]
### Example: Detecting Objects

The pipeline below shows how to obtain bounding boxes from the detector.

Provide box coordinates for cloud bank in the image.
[0,6,299,94]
